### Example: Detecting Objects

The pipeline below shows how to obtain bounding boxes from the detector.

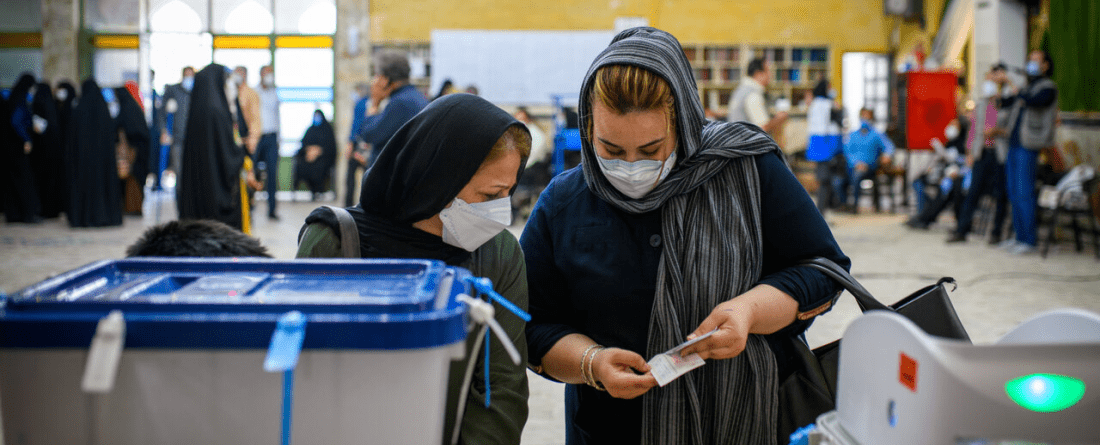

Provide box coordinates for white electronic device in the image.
[812,309,1100,445]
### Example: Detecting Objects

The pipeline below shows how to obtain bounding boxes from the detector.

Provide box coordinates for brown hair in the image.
[587,64,676,143]
[483,124,531,166]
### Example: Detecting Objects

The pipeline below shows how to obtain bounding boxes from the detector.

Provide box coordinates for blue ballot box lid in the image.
[0,258,470,350]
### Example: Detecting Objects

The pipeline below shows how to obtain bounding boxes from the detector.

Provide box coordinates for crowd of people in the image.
[0,24,1074,445]
[1,74,148,226]
[797,50,1059,256]
[1,63,341,231]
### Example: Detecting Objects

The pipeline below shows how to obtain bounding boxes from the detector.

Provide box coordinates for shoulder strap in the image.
[321,205,361,258]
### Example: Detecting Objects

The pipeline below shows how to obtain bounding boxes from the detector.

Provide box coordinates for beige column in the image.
[333,0,372,205]
[41,0,80,85]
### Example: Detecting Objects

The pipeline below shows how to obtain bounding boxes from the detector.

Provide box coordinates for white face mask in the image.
[595,150,677,199]
[56,88,68,101]
[439,197,512,252]
[982,80,998,98]
[262,73,274,86]
[1026,60,1041,76]
[944,124,960,140]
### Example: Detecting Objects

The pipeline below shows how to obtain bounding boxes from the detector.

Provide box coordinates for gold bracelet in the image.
[579,344,601,387]
[586,346,607,391]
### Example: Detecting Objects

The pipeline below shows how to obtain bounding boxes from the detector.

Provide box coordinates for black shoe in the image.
[946,233,966,243]
[268,213,280,221]
[905,219,928,230]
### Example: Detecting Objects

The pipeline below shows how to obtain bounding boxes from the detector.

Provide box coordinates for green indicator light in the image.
[1005,373,1086,413]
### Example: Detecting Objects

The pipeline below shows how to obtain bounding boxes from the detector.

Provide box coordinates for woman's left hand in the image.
[678,299,754,360]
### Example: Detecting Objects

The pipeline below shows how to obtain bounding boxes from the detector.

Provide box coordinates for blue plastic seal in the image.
[265,311,306,372]
[464,277,531,322]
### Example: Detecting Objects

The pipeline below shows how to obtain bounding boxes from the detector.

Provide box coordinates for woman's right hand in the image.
[591,347,657,399]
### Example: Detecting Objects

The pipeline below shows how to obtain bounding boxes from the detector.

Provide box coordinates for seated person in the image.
[906,163,969,230]
[296,94,531,445]
[840,108,893,213]
[291,110,337,200]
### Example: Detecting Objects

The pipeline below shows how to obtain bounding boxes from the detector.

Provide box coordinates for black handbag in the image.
[775,257,970,443]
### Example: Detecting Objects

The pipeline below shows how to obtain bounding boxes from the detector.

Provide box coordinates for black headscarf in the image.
[304,93,528,265]
[292,111,338,193]
[68,78,122,227]
[30,83,65,218]
[114,86,151,184]
[177,63,245,229]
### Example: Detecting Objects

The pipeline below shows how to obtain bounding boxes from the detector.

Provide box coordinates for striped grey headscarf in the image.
[579,27,780,445]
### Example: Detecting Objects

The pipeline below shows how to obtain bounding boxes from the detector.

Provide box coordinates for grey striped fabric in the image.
[578,27,780,445]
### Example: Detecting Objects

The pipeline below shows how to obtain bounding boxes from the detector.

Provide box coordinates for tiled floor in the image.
[3,200,1098,445]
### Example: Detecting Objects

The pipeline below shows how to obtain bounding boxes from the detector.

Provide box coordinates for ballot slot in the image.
[8,258,448,314]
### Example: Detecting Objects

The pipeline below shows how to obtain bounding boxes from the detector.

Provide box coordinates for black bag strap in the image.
[321,205,361,259]
[797,257,891,312]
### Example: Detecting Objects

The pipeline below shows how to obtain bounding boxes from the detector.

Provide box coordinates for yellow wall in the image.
[370,0,946,98]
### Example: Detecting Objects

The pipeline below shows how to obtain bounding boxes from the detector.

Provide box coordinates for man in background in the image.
[345,82,370,206]
[727,58,788,136]
[358,50,428,169]
[256,64,281,220]
[158,66,194,176]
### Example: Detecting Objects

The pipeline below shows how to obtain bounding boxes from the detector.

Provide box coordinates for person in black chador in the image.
[29,82,66,218]
[2,73,43,223]
[114,86,151,215]
[177,64,247,230]
[292,110,337,200]
[68,78,122,227]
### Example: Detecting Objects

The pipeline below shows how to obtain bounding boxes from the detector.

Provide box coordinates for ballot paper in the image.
[646,329,716,387]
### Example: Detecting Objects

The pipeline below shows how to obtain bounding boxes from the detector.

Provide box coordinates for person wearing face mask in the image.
[297,94,531,445]
[521,28,848,445]
[255,64,282,220]
[987,50,1058,255]
[839,107,894,213]
[947,64,1012,244]
[291,110,336,200]
[157,66,195,176]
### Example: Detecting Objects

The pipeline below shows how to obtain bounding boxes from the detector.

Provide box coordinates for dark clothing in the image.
[3,74,42,222]
[305,93,528,266]
[114,87,151,186]
[29,83,66,218]
[954,148,1009,238]
[345,96,370,206]
[908,174,965,228]
[177,64,246,230]
[158,82,192,173]
[255,132,279,216]
[521,152,849,444]
[292,114,337,195]
[68,78,122,227]
[359,84,428,167]
[1003,78,1057,148]
[344,156,366,207]
[299,94,531,444]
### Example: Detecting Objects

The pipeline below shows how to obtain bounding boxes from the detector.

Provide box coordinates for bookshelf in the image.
[683,43,830,116]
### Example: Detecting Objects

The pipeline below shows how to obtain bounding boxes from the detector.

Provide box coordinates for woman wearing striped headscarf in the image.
[521,27,850,445]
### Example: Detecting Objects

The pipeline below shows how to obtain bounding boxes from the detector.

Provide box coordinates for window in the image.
[214,0,273,35]
[85,0,140,33]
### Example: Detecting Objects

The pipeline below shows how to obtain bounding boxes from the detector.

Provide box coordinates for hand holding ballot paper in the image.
[647,329,717,386]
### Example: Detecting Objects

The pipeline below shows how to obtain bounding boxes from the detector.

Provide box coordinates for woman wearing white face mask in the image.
[521,27,849,445]
[296,93,532,445]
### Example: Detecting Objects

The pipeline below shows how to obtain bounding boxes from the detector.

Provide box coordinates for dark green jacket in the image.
[297,225,530,445]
